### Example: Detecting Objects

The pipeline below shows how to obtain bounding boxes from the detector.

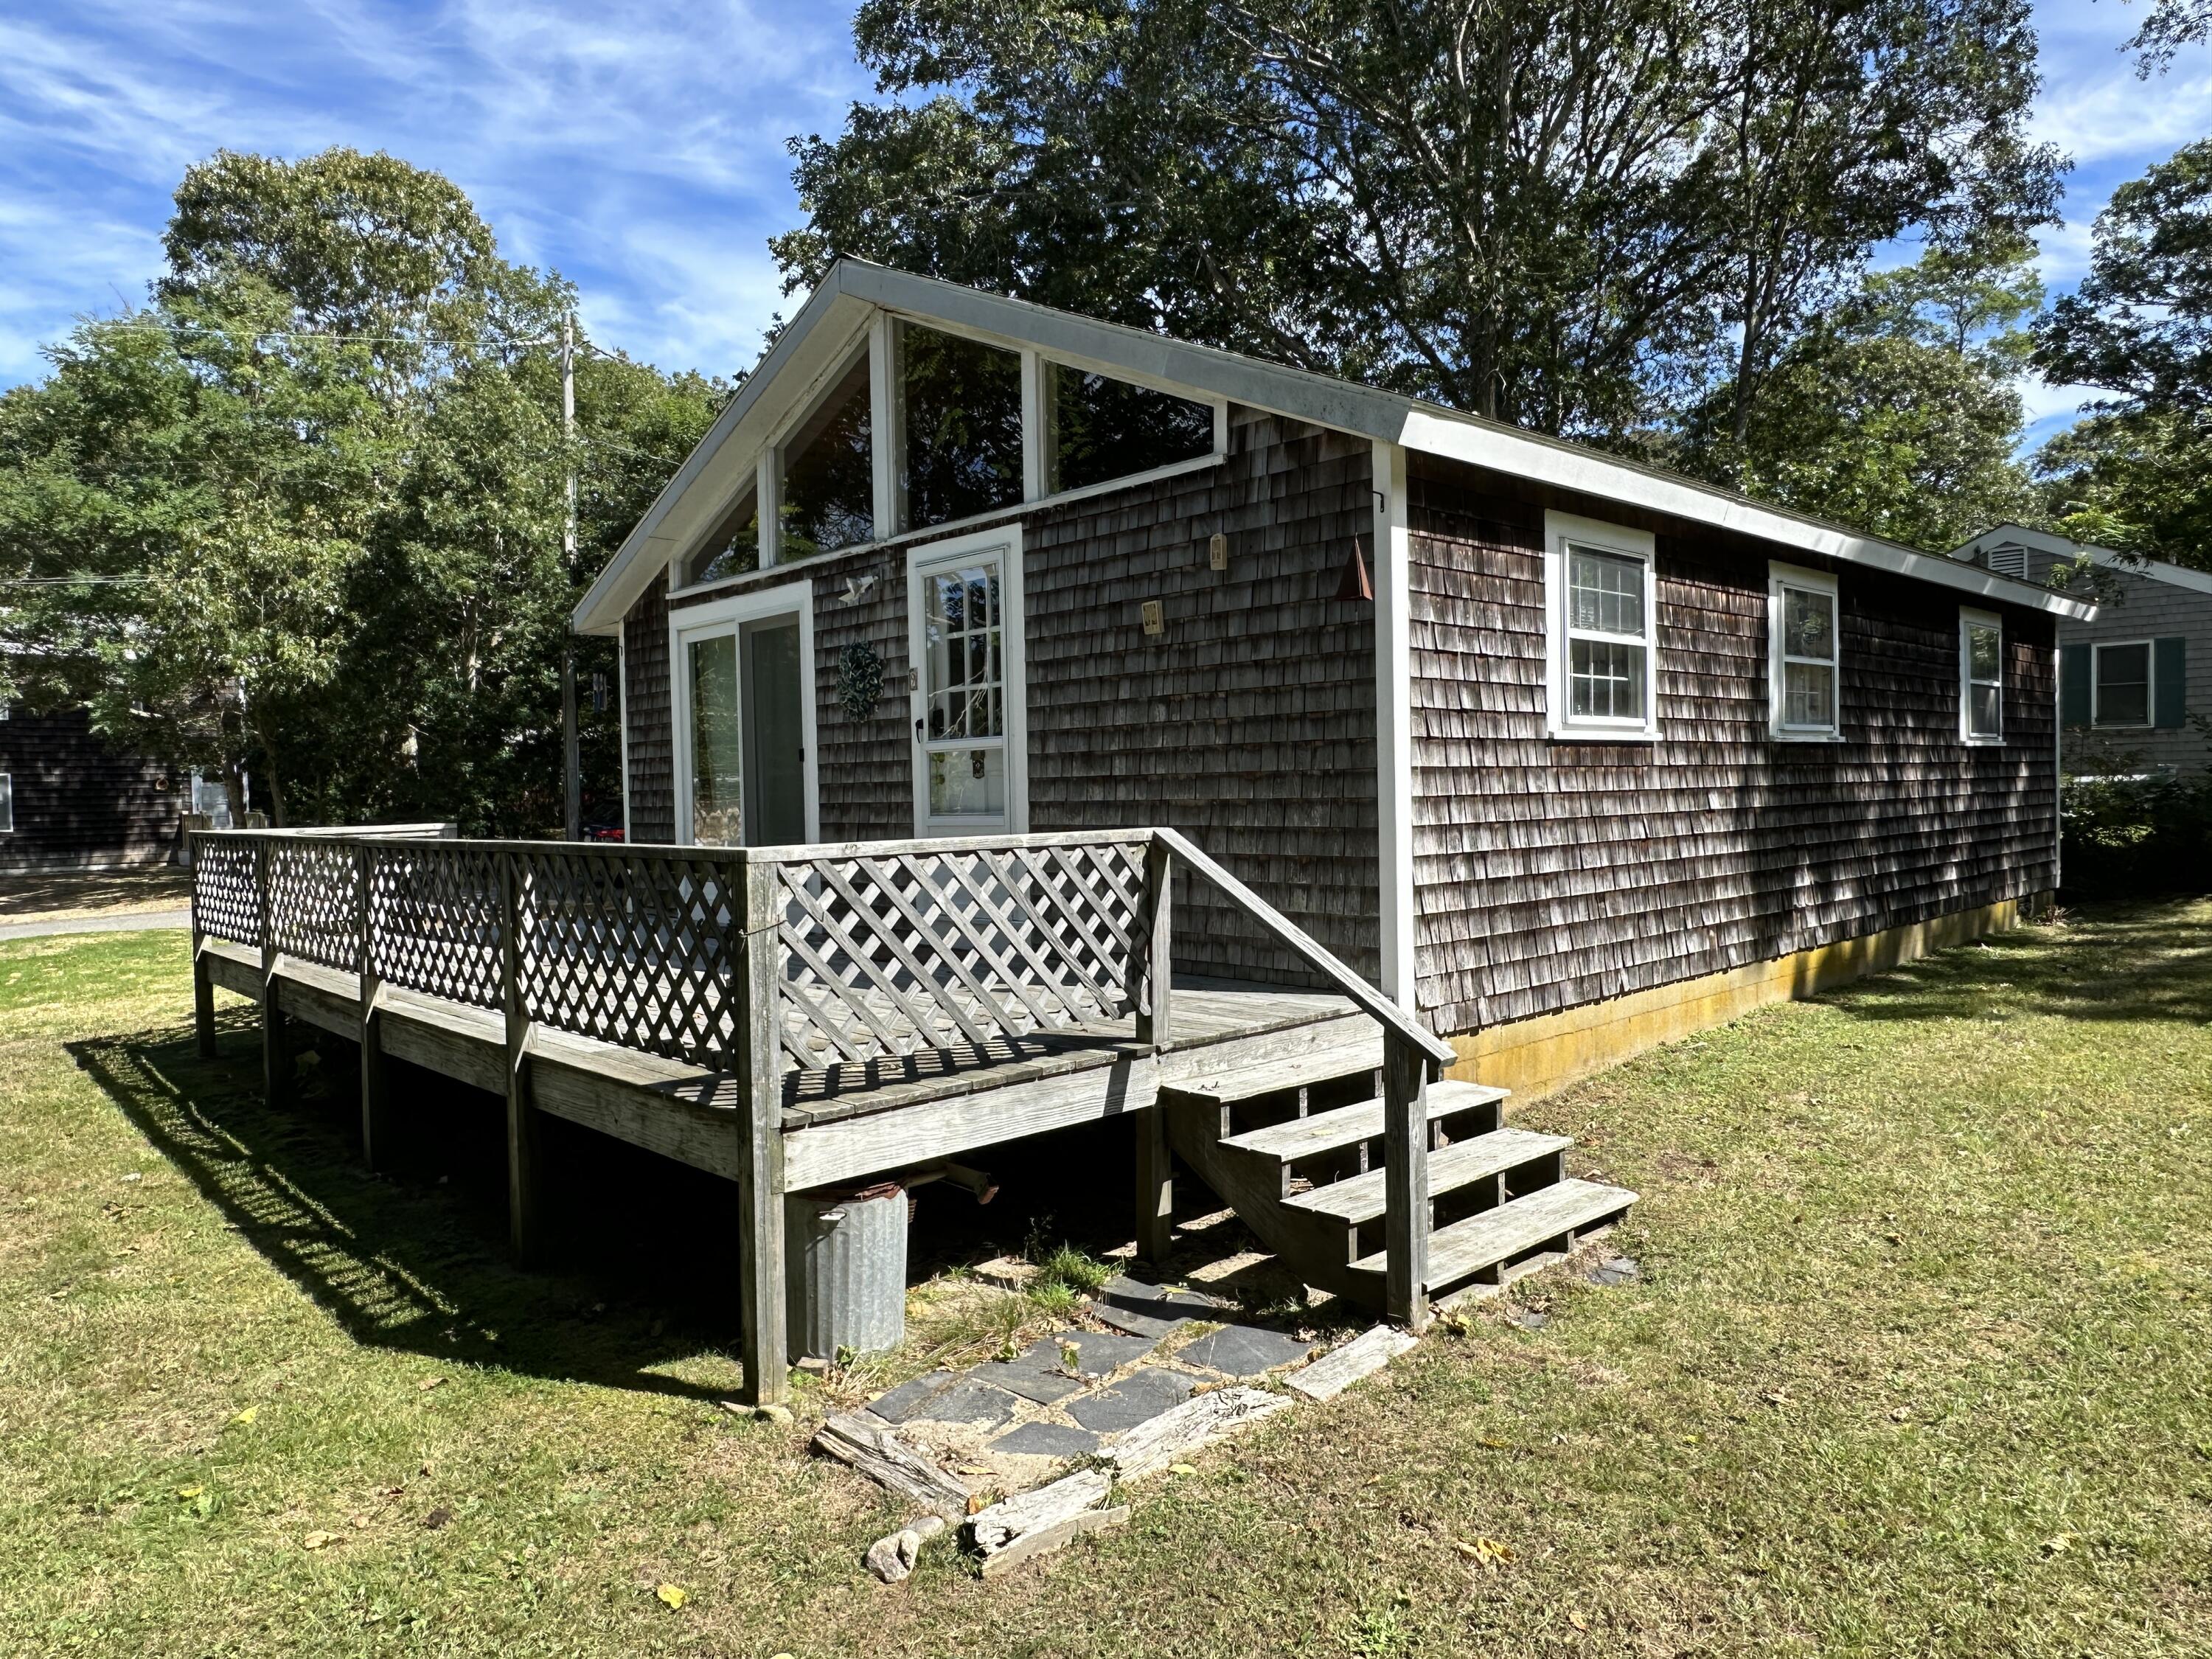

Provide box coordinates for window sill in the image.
[1545,728,1658,744]
[1963,736,2006,748]
[1770,729,1844,745]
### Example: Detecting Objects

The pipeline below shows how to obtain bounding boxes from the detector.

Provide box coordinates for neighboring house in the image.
[1952,523,2206,777]
[0,700,184,871]
[571,260,2093,1099]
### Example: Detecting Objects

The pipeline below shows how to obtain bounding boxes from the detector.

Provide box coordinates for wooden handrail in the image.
[1152,827,1455,1069]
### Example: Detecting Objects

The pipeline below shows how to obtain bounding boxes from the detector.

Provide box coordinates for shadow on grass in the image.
[70,1012,752,1403]
[1817,897,2212,1026]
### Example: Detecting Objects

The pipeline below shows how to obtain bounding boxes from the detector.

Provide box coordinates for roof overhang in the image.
[574,261,2098,633]
[1957,522,2212,599]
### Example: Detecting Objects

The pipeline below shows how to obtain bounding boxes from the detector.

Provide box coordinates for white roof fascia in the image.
[576,260,2096,631]
[1964,522,2212,599]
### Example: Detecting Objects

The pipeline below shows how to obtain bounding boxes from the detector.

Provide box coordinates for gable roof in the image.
[1955,523,2212,599]
[574,260,2098,633]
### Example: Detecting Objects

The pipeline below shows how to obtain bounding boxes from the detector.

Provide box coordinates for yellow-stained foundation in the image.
[1450,894,2048,1102]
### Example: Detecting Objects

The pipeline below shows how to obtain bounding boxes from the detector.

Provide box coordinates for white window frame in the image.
[664,310,1231,602]
[1959,608,2004,745]
[667,577,819,847]
[2091,638,2156,729]
[1543,509,1659,741]
[908,524,1028,837]
[0,771,12,835]
[1768,562,1843,742]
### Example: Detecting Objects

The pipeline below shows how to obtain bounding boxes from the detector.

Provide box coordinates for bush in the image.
[2062,767,2212,897]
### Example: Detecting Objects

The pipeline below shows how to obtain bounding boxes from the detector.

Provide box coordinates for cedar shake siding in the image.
[0,705,181,870]
[627,408,1382,984]
[1405,455,2059,1037]
[622,571,675,846]
[1023,411,1379,984]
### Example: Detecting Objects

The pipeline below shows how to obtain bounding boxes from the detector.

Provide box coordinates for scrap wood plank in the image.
[1106,1386,1291,1480]
[1284,1324,1419,1402]
[980,1506,1130,1578]
[812,1412,968,1520]
[964,1469,1122,1577]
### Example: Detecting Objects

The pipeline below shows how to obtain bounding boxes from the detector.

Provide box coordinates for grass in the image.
[2,903,2210,1655]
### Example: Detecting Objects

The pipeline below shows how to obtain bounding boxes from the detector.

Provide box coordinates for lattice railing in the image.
[266,838,364,969]
[765,835,1148,1069]
[513,847,747,1070]
[192,838,262,947]
[369,841,504,1009]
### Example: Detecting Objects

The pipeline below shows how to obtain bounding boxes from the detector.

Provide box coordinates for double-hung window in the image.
[2093,641,2153,727]
[1544,512,1658,740]
[1960,609,2003,743]
[1768,563,1840,740]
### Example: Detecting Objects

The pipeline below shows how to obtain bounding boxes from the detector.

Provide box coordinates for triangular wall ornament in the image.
[1335,537,1374,602]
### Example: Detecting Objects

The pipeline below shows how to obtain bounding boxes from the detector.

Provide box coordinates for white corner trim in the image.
[1543,509,1660,742]
[1372,439,1416,1009]
[906,524,1029,838]
[616,631,633,843]
[666,577,821,847]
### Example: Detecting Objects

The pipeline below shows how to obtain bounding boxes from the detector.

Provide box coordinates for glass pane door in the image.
[917,553,1007,824]
[687,633,743,846]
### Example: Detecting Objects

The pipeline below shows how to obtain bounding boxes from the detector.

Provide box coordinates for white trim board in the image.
[906,525,1029,838]
[1957,523,2212,599]
[666,578,821,847]
[1371,439,1415,1008]
[574,261,2095,635]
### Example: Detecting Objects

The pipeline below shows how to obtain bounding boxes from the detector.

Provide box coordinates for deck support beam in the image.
[1135,1106,1175,1265]
[192,945,218,1059]
[1381,1039,1430,1332]
[356,844,392,1170]
[735,859,790,1405]
[501,858,546,1265]
[256,841,291,1107]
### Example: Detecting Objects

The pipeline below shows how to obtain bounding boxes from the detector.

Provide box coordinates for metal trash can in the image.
[785,1181,908,1361]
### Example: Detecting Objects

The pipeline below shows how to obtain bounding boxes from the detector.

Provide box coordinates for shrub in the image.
[2062,762,2212,897]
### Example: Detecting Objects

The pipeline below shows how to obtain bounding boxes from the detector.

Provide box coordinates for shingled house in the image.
[571,260,2093,1102]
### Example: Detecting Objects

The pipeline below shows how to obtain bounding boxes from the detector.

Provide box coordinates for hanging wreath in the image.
[838,641,886,723]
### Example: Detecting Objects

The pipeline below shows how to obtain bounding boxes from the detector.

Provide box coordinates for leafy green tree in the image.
[1682,241,2042,548]
[778,0,2060,446]
[0,148,722,832]
[2032,140,2212,569]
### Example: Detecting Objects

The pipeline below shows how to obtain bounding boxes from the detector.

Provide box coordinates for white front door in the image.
[908,527,1026,836]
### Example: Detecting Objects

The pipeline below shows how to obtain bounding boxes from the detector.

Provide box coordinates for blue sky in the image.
[3,0,2209,452]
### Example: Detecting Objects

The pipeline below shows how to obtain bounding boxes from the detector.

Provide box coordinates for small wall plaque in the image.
[1141,599,1166,636]
[1208,532,1228,571]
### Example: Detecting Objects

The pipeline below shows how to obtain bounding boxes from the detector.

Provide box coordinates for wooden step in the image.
[1161,1034,1385,1105]
[1218,1079,1509,1164]
[1349,1178,1637,1290]
[1281,1128,1571,1224]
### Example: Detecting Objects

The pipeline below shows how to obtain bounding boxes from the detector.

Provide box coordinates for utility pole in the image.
[560,311,582,842]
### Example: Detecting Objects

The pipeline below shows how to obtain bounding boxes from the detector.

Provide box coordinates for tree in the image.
[777,0,2061,448]
[1681,240,2042,548]
[2032,140,2212,568]
[0,148,723,832]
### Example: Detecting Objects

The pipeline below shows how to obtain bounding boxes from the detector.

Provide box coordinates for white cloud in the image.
[0,0,867,388]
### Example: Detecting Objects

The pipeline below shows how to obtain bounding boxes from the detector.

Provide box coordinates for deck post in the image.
[1382,1036,1431,1332]
[189,845,217,1059]
[1132,835,1173,1046]
[500,854,546,1265]
[1132,835,1176,1265]
[356,841,390,1171]
[256,838,291,1108]
[735,855,790,1405]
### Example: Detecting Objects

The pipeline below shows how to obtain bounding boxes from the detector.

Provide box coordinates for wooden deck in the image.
[187,824,1454,1403]
[199,935,1360,1190]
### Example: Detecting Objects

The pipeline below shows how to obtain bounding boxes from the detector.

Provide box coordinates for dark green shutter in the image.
[2060,644,2092,728]
[2154,636,2187,728]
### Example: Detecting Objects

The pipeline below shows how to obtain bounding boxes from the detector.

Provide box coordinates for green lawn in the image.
[3,905,2210,1656]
